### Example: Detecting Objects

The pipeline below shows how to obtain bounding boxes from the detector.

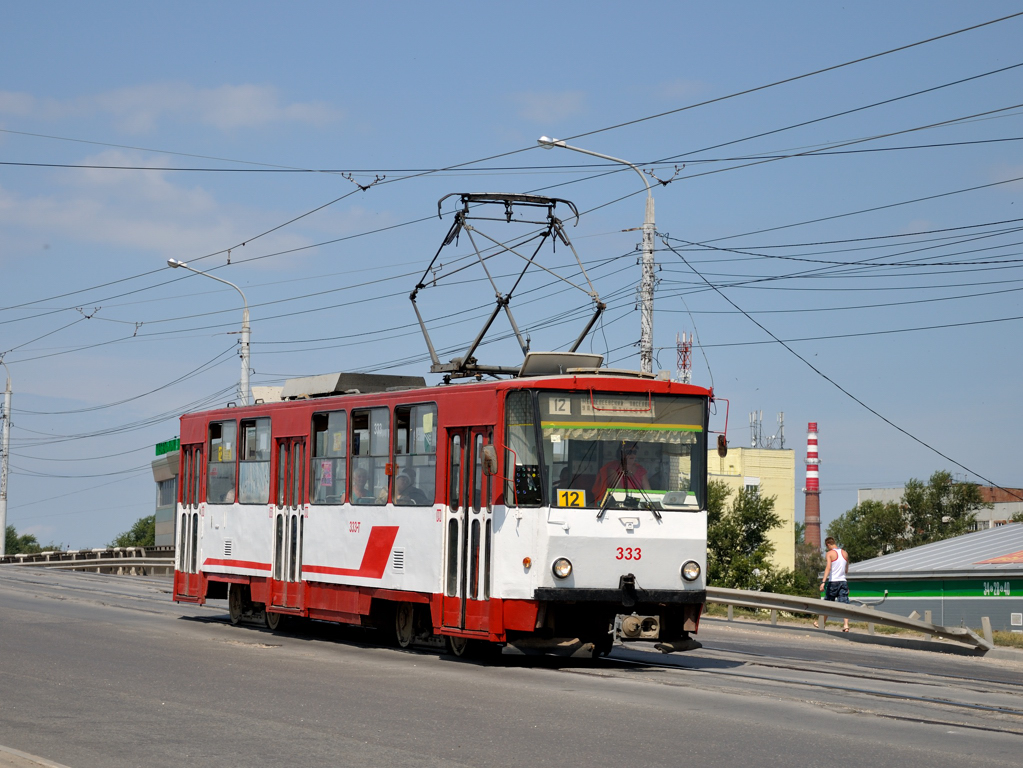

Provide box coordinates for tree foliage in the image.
[826,499,908,562]
[826,471,992,562]
[791,522,825,595]
[903,471,988,546]
[707,481,782,591]
[110,515,156,548]
[5,525,43,555]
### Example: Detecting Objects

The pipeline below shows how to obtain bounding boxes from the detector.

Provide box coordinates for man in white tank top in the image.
[814,537,850,631]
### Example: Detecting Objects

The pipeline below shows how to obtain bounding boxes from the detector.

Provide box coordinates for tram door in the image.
[271,437,306,610]
[175,444,204,600]
[442,427,494,632]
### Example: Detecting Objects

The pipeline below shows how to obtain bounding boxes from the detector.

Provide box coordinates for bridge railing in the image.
[706,586,993,651]
[0,546,175,576]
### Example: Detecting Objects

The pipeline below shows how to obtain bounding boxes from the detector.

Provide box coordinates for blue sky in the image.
[2,2,1021,548]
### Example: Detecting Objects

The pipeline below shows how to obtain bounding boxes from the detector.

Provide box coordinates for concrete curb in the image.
[0,745,72,768]
[701,616,1023,661]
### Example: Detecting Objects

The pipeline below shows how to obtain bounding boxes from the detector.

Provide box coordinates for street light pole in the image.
[0,360,11,557]
[167,259,250,406]
[538,136,656,374]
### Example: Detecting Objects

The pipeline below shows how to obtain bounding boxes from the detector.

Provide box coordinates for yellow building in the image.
[707,447,796,571]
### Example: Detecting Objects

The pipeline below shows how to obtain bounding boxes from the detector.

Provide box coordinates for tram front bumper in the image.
[533,585,706,607]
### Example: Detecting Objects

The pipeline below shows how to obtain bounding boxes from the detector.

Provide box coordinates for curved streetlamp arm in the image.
[167,259,250,405]
[537,137,656,374]
[537,137,652,199]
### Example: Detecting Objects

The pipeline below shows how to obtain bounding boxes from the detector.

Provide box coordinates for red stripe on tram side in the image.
[303,525,399,579]
[203,558,272,571]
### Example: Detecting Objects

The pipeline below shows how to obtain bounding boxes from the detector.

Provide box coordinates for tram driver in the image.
[592,443,651,502]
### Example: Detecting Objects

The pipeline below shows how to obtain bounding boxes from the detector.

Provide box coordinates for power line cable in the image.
[659,236,1023,500]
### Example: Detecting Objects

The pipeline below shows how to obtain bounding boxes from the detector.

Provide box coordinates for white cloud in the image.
[510,90,586,124]
[991,163,1023,188]
[0,83,342,133]
[0,150,312,262]
[898,219,933,235]
[656,78,705,102]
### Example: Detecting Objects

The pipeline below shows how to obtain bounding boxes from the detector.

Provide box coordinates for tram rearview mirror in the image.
[717,435,728,458]
[482,445,498,476]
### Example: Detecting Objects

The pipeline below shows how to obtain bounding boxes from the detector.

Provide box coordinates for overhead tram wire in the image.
[661,230,1023,270]
[651,60,1023,167]
[14,345,236,415]
[9,156,1023,365]
[10,99,1023,362]
[6,137,1023,175]
[658,237,1023,501]
[563,10,1023,144]
[687,313,1023,349]
[7,12,1021,314]
[656,282,1023,317]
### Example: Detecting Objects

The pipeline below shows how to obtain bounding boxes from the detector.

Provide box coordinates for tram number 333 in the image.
[616,547,642,561]
[349,521,361,533]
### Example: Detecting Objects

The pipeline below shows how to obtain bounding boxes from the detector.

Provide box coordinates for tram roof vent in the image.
[518,351,604,377]
[281,372,427,400]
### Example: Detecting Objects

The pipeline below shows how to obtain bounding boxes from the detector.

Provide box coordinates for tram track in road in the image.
[692,641,1023,696]
[7,567,1023,739]
[575,648,1023,736]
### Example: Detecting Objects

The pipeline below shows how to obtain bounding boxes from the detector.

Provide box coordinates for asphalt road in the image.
[1,568,1021,768]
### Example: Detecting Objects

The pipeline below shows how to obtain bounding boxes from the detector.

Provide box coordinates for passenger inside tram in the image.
[351,467,372,504]
[394,471,428,505]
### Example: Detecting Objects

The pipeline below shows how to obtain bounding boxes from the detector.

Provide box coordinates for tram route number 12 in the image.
[557,489,584,507]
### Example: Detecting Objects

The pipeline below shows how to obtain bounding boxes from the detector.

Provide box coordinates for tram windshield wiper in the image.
[596,466,626,520]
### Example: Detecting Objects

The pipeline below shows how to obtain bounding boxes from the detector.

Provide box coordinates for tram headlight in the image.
[681,560,701,582]
[552,557,573,579]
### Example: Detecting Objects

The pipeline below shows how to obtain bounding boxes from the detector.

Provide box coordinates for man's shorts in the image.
[825,581,849,603]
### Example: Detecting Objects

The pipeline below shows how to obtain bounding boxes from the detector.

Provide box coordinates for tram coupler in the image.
[619,574,638,607]
[616,612,661,640]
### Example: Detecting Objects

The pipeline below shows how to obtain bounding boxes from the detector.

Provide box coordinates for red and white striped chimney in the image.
[804,422,821,548]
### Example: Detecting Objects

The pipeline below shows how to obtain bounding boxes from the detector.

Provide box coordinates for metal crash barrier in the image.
[0,546,175,576]
[706,586,993,652]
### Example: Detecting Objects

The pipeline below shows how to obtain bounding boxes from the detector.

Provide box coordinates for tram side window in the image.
[504,391,542,506]
[312,411,347,505]
[393,404,437,506]
[237,418,271,504]
[351,408,389,504]
[208,421,237,504]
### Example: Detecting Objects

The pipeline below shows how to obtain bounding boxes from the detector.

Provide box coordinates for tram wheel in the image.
[395,602,416,648]
[446,634,471,657]
[265,609,285,632]
[228,584,247,625]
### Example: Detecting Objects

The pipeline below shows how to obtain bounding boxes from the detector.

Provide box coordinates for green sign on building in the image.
[155,437,180,457]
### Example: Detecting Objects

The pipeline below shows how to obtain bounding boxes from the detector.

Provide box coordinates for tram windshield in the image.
[534,390,706,511]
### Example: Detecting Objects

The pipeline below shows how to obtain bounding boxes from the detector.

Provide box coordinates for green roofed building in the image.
[848,523,1023,632]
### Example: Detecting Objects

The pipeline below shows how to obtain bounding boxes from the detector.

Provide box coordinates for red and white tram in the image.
[173,362,711,656]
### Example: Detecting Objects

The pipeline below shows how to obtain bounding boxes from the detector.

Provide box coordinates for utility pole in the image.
[1,360,11,557]
[538,137,656,373]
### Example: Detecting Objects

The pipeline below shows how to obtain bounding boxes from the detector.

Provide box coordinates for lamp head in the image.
[537,136,566,149]
[167,258,184,268]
